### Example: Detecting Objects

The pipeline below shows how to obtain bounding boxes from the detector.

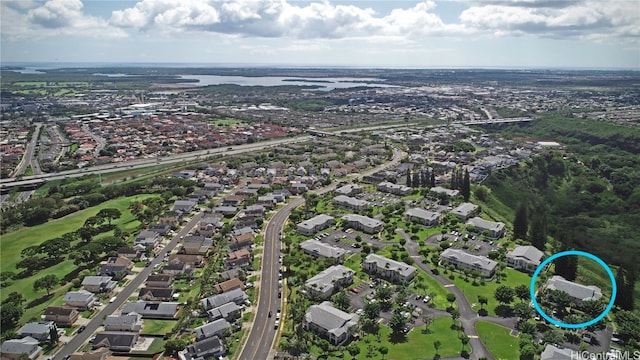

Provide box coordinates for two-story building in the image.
[362,254,416,283]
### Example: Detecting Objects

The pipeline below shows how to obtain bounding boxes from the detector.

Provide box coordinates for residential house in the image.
[172,200,197,213]
[180,336,226,360]
[405,208,440,227]
[121,301,180,319]
[229,232,254,251]
[194,319,231,340]
[98,257,133,280]
[43,306,80,327]
[0,337,42,360]
[147,223,172,236]
[244,205,265,216]
[117,247,141,260]
[134,230,160,249]
[333,195,369,211]
[377,182,412,196]
[206,302,242,322]
[545,276,602,303]
[168,254,205,268]
[297,214,335,235]
[214,278,245,294]
[103,313,143,332]
[225,249,251,270]
[91,332,138,352]
[341,214,384,234]
[466,217,506,239]
[429,186,460,198]
[63,290,96,310]
[219,268,241,281]
[213,206,238,216]
[440,248,497,278]
[162,261,192,276]
[182,236,213,255]
[201,288,248,310]
[146,274,174,288]
[335,184,362,196]
[304,301,359,346]
[300,240,347,263]
[16,322,57,343]
[362,254,416,283]
[540,344,572,360]
[451,203,479,221]
[68,347,110,360]
[138,287,175,301]
[81,276,117,293]
[159,211,181,227]
[192,189,217,203]
[305,265,355,299]
[506,246,544,273]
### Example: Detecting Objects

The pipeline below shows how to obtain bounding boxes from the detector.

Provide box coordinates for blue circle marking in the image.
[529,250,617,329]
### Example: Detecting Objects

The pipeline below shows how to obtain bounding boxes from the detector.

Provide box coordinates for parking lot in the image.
[425,232,498,256]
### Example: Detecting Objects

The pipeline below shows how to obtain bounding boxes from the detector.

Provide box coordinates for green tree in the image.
[433,340,442,355]
[514,284,530,302]
[347,344,360,359]
[378,346,388,360]
[164,338,189,355]
[0,272,15,287]
[96,208,122,225]
[364,302,381,320]
[318,339,331,356]
[542,330,564,345]
[389,313,408,335]
[518,320,537,335]
[461,169,471,201]
[34,274,59,296]
[331,291,351,312]
[1,292,26,306]
[422,314,433,333]
[0,304,24,331]
[478,295,488,309]
[494,285,515,306]
[513,302,533,320]
[529,205,547,251]
[446,293,456,307]
[513,201,529,240]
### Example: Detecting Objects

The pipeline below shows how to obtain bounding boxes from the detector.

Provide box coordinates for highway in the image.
[237,146,405,360]
[10,123,42,177]
[52,212,204,360]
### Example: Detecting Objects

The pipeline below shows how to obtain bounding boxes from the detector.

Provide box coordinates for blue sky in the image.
[1,0,638,68]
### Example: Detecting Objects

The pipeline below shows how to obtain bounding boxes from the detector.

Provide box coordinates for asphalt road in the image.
[238,198,304,360]
[11,123,42,177]
[52,212,204,360]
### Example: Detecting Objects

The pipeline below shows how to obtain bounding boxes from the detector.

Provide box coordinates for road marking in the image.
[444,284,455,287]
[468,335,479,339]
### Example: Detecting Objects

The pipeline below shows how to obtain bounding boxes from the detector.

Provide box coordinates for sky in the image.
[1,0,639,69]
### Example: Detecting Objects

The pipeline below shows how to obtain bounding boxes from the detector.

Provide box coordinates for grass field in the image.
[313,318,465,359]
[475,321,519,360]
[141,320,178,335]
[451,268,532,316]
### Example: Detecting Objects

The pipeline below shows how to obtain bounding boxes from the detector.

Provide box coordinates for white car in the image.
[423,296,431,303]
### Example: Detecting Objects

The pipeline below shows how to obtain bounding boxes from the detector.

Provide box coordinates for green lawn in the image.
[141,319,178,335]
[410,271,451,310]
[451,268,531,316]
[313,318,465,359]
[475,321,519,360]
[131,338,165,354]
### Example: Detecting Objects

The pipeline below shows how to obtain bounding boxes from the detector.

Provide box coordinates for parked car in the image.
[77,326,86,334]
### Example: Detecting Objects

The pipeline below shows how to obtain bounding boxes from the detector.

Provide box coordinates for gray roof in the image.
[451,202,478,217]
[341,214,384,229]
[82,276,114,286]
[121,301,180,317]
[64,290,94,302]
[297,214,335,231]
[1,337,40,355]
[207,302,241,320]
[300,240,346,259]
[546,276,602,302]
[430,186,459,197]
[335,184,361,195]
[333,195,369,208]
[406,208,439,221]
[440,248,497,272]
[17,322,54,336]
[104,313,141,327]
[363,254,416,278]
[201,288,248,309]
[305,301,358,339]
[507,245,544,265]
[187,336,224,358]
[540,344,572,360]
[467,217,505,233]
[306,265,354,294]
[137,230,158,239]
[194,319,231,339]
[92,332,138,349]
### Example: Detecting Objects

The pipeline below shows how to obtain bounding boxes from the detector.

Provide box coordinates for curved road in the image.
[52,212,204,360]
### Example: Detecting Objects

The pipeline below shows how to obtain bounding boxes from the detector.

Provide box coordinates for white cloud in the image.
[459,0,639,41]
[2,0,126,40]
